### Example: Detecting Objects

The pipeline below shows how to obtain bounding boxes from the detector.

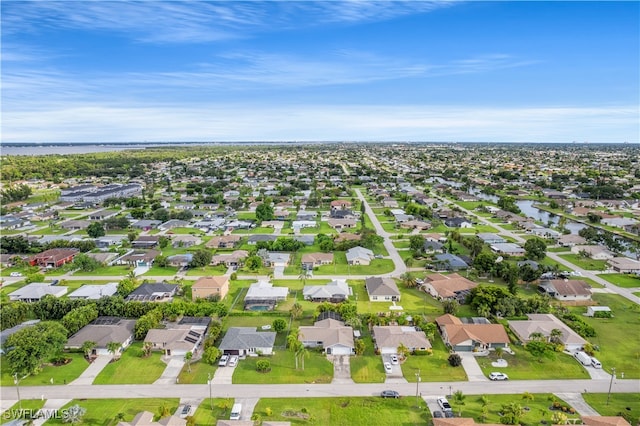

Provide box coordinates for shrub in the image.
[256,359,270,372]
[448,353,462,367]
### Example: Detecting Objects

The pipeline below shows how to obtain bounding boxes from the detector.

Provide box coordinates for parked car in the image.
[228,355,239,367]
[390,354,399,365]
[489,372,509,381]
[437,397,452,411]
[444,410,455,418]
[10,272,23,277]
[381,390,400,398]
[384,362,393,374]
[180,405,191,418]
[433,411,444,418]
[218,354,229,367]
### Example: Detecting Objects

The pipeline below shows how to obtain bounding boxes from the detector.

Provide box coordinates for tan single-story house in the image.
[192,276,230,301]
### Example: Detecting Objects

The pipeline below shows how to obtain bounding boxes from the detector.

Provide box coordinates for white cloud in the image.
[2,103,637,143]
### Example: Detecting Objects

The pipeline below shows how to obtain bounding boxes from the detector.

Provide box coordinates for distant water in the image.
[0,144,164,156]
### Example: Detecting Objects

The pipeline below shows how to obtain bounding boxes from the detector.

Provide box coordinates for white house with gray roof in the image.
[68,282,118,300]
[346,246,374,265]
[218,327,276,356]
[365,277,401,302]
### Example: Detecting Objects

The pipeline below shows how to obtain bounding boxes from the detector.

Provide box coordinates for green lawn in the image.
[402,336,468,382]
[176,359,217,384]
[93,343,167,384]
[447,393,580,424]
[476,346,591,380]
[232,350,333,384]
[569,293,640,378]
[143,266,180,276]
[597,273,640,288]
[1,400,46,425]
[558,254,608,271]
[185,264,228,276]
[0,352,90,387]
[350,328,385,383]
[190,398,236,426]
[44,398,179,426]
[582,393,640,425]
[72,265,131,276]
[254,396,428,425]
[311,252,395,276]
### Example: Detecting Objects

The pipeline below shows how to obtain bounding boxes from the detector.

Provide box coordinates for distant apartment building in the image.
[59,183,143,203]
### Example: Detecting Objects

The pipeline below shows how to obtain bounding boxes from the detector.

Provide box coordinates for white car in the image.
[489,372,509,381]
[9,272,23,277]
[218,355,229,367]
[384,362,393,374]
[390,355,399,365]
[437,397,452,411]
[228,355,239,367]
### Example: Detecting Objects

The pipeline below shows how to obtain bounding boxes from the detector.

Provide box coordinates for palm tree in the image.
[297,346,310,370]
[81,341,97,359]
[289,303,303,320]
[550,328,563,344]
[495,346,504,359]
[287,330,302,369]
[142,341,153,358]
[522,392,535,402]
[184,351,193,373]
[453,390,466,417]
[397,343,410,361]
[106,342,121,360]
[528,332,545,342]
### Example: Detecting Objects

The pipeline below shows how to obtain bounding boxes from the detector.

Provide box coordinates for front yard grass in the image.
[44,398,179,426]
[0,352,90,387]
[254,396,428,425]
[232,350,333,384]
[93,342,166,384]
[582,393,640,425]
[402,336,468,382]
[1,400,46,425]
[190,398,236,426]
[597,273,640,288]
[72,265,131,276]
[476,346,590,380]
[176,359,217,384]
[558,254,607,271]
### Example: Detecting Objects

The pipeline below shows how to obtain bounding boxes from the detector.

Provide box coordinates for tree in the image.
[6,321,68,377]
[86,222,105,238]
[453,390,466,416]
[500,402,525,425]
[442,299,459,315]
[72,253,102,272]
[245,255,263,271]
[355,339,365,355]
[202,347,221,365]
[524,237,547,261]
[549,328,564,344]
[287,329,302,369]
[397,343,410,360]
[154,255,169,268]
[184,351,193,372]
[189,249,212,268]
[289,303,303,320]
[519,264,542,289]
[81,341,97,359]
[62,404,86,424]
[448,353,462,367]
[474,252,498,274]
[142,341,153,357]
[297,345,310,370]
[409,235,425,253]
[153,208,170,222]
[255,203,274,221]
[117,278,137,297]
[256,359,270,373]
[107,341,121,359]
[399,272,417,288]
[272,318,287,333]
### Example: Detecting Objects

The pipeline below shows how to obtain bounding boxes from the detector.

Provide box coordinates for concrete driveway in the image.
[458,352,489,382]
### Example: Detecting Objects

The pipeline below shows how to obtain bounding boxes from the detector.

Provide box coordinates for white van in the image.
[230,403,242,420]
[574,351,592,366]
[591,357,602,369]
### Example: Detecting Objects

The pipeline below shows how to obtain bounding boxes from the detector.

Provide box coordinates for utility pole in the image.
[415,369,421,406]
[207,373,213,410]
[13,373,22,411]
[606,367,616,405]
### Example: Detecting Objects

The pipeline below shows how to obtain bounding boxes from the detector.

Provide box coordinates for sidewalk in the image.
[69,355,112,385]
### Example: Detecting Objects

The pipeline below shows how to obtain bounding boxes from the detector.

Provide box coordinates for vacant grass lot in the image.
[582,393,640,425]
[402,336,468,382]
[190,398,236,426]
[0,352,90,387]
[176,359,217,384]
[93,343,166,384]
[558,254,608,271]
[44,398,179,426]
[254,396,428,425]
[73,265,131,276]
[569,293,640,378]
[476,346,590,380]
[232,350,333,384]
[448,393,580,424]
[597,273,640,288]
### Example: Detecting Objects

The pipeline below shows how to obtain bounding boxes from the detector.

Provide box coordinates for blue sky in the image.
[2,1,638,143]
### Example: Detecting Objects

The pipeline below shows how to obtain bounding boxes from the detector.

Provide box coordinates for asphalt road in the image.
[4,379,638,401]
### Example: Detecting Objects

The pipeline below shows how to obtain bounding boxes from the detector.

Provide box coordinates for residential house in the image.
[601,217,638,229]
[607,257,640,274]
[206,235,241,249]
[218,327,276,356]
[435,314,509,352]
[88,209,118,221]
[537,279,592,302]
[144,318,209,357]
[423,240,444,253]
[365,276,401,302]
[66,317,136,356]
[296,210,317,221]
[8,282,68,302]
[95,235,126,249]
[167,254,193,267]
[247,234,278,245]
[476,233,506,245]
[210,250,249,269]
[330,200,352,211]
[131,219,161,231]
[117,411,186,426]
[117,250,160,268]
[400,220,431,230]
[244,281,288,310]
[30,248,79,268]
[490,243,526,257]
[192,276,229,301]
[346,246,374,265]
[334,233,361,244]
[303,279,350,302]
[328,218,357,231]
[171,235,202,248]
[262,252,290,267]
[132,235,160,249]
[372,325,431,354]
[125,283,178,302]
[444,217,473,228]
[67,282,118,300]
[433,253,469,271]
[508,313,587,351]
[529,227,561,239]
[299,318,355,356]
[423,273,477,302]
[558,234,587,247]
[571,245,615,260]
[301,253,334,271]
[59,219,91,230]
